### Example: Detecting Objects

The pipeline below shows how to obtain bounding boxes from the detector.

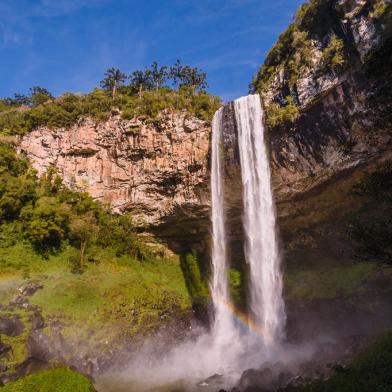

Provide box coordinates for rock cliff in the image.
[20,0,392,250]
[20,110,211,248]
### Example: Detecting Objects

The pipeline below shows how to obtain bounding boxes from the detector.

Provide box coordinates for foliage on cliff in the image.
[0,368,96,392]
[251,0,346,92]
[251,0,391,128]
[0,61,220,136]
[0,142,155,267]
[0,87,220,137]
[0,142,193,373]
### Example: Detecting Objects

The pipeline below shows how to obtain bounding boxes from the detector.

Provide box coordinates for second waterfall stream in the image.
[211,94,285,352]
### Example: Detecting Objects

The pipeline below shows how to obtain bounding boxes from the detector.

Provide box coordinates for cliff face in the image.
[20,110,211,247]
[20,0,391,250]
[258,0,392,216]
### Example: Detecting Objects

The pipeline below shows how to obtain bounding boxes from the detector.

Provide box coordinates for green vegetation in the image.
[229,268,245,306]
[320,35,346,73]
[0,306,33,376]
[180,251,209,309]
[0,142,192,364]
[1,368,96,391]
[100,67,127,99]
[252,0,344,92]
[265,96,300,128]
[0,61,220,137]
[286,331,392,392]
[250,0,351,128]
[370,0,388,19]
[0,243,190,352]
[285,262,377,300]
[0,143,157,264]
[349,162,392,265]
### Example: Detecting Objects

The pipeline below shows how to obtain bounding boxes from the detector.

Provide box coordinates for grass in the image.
[0,307,33,376]
[285,262,378,300]
[30,254,191,342]
[0,367,96,391]
[0,242,192,368]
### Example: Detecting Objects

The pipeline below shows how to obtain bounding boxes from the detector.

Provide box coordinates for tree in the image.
[5,93,31,107]
[29,86,54,107]
[69,211,98,271]
[129,69,153,99]
[169,59,184,88]
[148,62,168,90]
[178,66,207,94]
[100,68,127,99]
[20,197,71,254]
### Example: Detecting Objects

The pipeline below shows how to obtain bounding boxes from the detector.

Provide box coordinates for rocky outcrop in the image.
[20,110,211,247]
[251,0,392,217]
[20,1,392,251]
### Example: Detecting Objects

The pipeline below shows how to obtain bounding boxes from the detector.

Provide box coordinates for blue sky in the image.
[0,0,304,102]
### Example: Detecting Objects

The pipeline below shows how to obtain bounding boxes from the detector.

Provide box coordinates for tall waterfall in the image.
[210,107,240,355]
[211,94,285,349]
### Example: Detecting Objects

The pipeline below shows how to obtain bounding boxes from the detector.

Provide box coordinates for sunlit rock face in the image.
[20,110,211,247]
[20,1,392,250]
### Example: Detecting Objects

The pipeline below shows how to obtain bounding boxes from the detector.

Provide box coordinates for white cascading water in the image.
[234,94,285,346]
[210,107,242,364]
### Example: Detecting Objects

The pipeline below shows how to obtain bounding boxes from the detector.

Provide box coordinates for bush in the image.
[180,251,209,307]
[265,96,300,128]
[0,87,220,137]
[251,0,346,94]
[0,367,96,392]
[320,35,346,73]
[0,144,160,266]
[370,0,388,19]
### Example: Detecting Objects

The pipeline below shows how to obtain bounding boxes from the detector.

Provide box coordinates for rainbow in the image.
[214,294,272,345]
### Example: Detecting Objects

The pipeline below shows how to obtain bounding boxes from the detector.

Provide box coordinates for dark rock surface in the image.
[0,316,24,337]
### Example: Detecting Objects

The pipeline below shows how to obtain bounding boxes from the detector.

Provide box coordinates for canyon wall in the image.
[20,110,211,248]
[20,0,392,250]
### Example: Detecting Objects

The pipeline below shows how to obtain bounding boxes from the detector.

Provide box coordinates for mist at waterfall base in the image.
[96,95,315,392]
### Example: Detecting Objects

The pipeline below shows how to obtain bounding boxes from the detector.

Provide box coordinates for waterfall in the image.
[210,107,240,357]
[101,95,286,391]
[234,94,285,345]
[210,94,285,351]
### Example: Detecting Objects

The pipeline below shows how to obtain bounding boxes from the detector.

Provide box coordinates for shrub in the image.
[180,251,209,306]
[320,35,346,73]
[251,0,345,94]
[0,87,220,137]
[265,96,300,128]
[370,0,388,19]
[0,367,96,392]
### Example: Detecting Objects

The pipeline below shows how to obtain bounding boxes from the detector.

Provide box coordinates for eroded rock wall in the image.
[20,110,211,245]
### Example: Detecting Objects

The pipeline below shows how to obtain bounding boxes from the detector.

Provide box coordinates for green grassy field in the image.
[0,242,192,376]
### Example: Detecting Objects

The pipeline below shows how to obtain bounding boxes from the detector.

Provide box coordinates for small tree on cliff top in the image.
[100,68,127,99]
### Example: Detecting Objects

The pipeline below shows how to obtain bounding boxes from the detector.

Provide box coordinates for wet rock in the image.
[30,311,45,330]
[0,342,11,357]
[237,368,275,392]
[11,282,43,306]
[0,315,24,337]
